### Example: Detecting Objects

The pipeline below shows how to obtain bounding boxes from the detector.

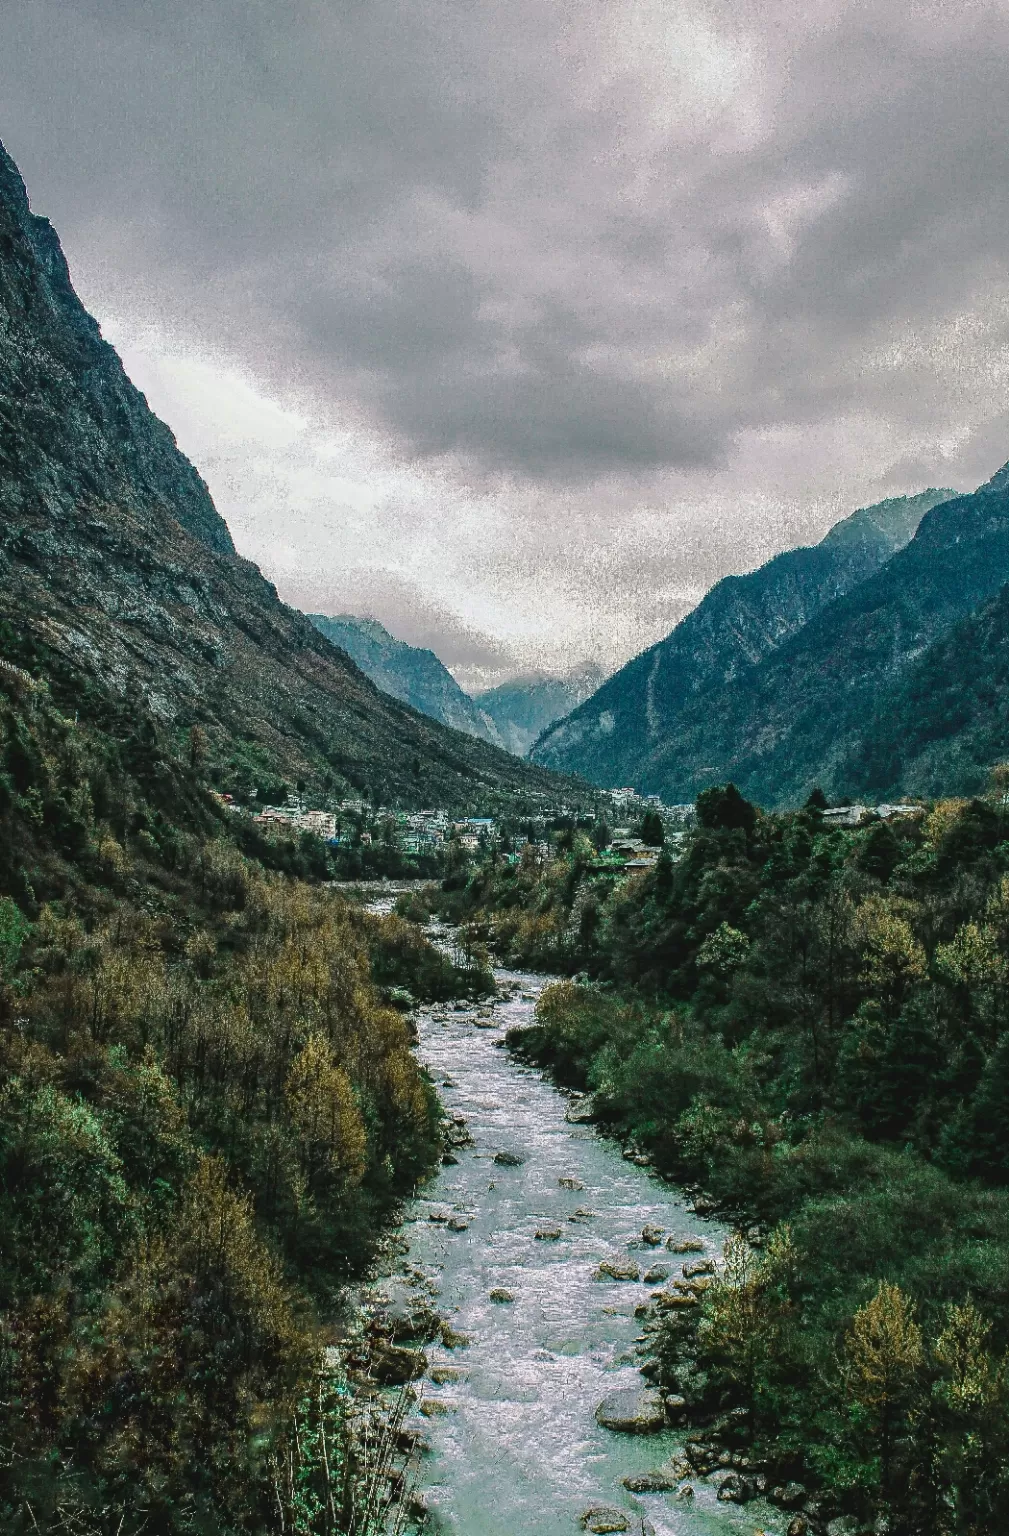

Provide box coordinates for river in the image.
[366,931,786,1536]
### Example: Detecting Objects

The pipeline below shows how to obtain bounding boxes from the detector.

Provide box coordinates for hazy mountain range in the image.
[308,614,505,747]
[475,666,606,756]
[308,613,604,758]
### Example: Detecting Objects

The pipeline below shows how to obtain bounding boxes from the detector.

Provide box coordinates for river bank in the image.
[357,939,787,1536]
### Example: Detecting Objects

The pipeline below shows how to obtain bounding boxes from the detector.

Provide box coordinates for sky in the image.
[4,0,1009,689]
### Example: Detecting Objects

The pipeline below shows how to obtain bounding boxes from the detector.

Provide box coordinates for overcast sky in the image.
[4,0,1009,687]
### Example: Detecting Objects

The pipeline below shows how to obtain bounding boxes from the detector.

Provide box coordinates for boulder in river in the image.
[446,1216,470,1232]
[418,1397,456,1417]
[579,1507,630,1533]
[440,1324,470,1349]
[371,1343,427,1385]
[716,1473,754,1504]
[565,1099,596,1124]
[428,1365,463,1384]
[595,1387,667,1434]
[682,1258,716,1278]
[667,1237,705,1253]
[621,1467,681,1492]
[493,1150,526,1167]
[595,1259,641,1282]
[771,1482,808,1509]
[653,1289,698,1311]
[489,1287,515,1303]
[559,1176,584,1189]
[643,1264,669,1284]
[535,1226,562,1240]
[378,1300,443,1344]
[641,1224,664,1246]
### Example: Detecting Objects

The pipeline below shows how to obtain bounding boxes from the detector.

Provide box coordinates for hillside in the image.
[308,612,504,747]
[622,469,1009,805]
[531,489,953,787]
[842,580,1009,799]
[0,139,584,815]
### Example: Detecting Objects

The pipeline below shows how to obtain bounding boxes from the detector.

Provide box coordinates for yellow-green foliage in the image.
[0,845,442,1533]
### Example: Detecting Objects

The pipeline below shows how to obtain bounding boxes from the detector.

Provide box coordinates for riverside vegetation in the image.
[428,786,1009,1534]
[0,664,496,1535]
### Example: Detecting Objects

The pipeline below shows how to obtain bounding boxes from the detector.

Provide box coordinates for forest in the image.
[431,785,1009,1533]
[0,664,488,1534]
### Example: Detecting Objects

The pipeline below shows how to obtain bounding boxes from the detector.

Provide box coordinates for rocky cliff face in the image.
[308,614,506,748]
[531,489,953,790]
[0,144,234,557]
[0,140,581,810]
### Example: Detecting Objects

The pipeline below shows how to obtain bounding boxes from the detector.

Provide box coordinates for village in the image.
[208,780,927,884]
[208,783,703,874]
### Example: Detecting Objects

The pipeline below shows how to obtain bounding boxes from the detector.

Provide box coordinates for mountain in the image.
[568,470,1009,807]
[838,578,1009,800]
[0,139,585,813]
[307,613,505,747]
[475,665,607,757]
[531,489,954,789]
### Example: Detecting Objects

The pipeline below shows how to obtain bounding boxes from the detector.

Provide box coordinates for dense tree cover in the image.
[0,672,467,1533]
[439,791,1009,1532]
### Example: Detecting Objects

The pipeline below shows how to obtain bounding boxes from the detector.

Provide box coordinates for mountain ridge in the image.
[531,487,955,789]
[0,138,586,813]
[626,471,1009,805]
[307,612,505,748]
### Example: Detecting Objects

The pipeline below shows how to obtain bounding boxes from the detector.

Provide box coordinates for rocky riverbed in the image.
[360,953,788,1536]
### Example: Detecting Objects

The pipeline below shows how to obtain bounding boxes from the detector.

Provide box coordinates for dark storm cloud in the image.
[3,0,1009,485]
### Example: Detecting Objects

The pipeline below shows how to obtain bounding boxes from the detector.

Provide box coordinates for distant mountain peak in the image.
[308,613,506,749]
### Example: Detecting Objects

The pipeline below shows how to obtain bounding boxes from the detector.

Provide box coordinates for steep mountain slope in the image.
[531,489,953,787]
[475,665,606,756]
[0,139,584,812]
[308,613,504,747]
[840,580,1009,800]
[630,469,1009,806]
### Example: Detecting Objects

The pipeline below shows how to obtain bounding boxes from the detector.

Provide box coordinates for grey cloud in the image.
[277,565,519,676]
[3,0,1008,491]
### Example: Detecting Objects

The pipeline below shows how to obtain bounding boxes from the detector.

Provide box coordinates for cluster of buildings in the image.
[224,794,501,858]
[252,804,339,840]
[607,787,696,826]
[822,803,924,828]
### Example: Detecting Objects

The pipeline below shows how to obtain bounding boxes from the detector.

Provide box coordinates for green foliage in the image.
[442,788,1009,1532]
[638,809,665,846]
[694,782,757,833]
[0,896,29,980]
[0,691,456,1532]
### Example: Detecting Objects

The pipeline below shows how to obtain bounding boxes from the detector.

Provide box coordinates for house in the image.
[821,805,870,828]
